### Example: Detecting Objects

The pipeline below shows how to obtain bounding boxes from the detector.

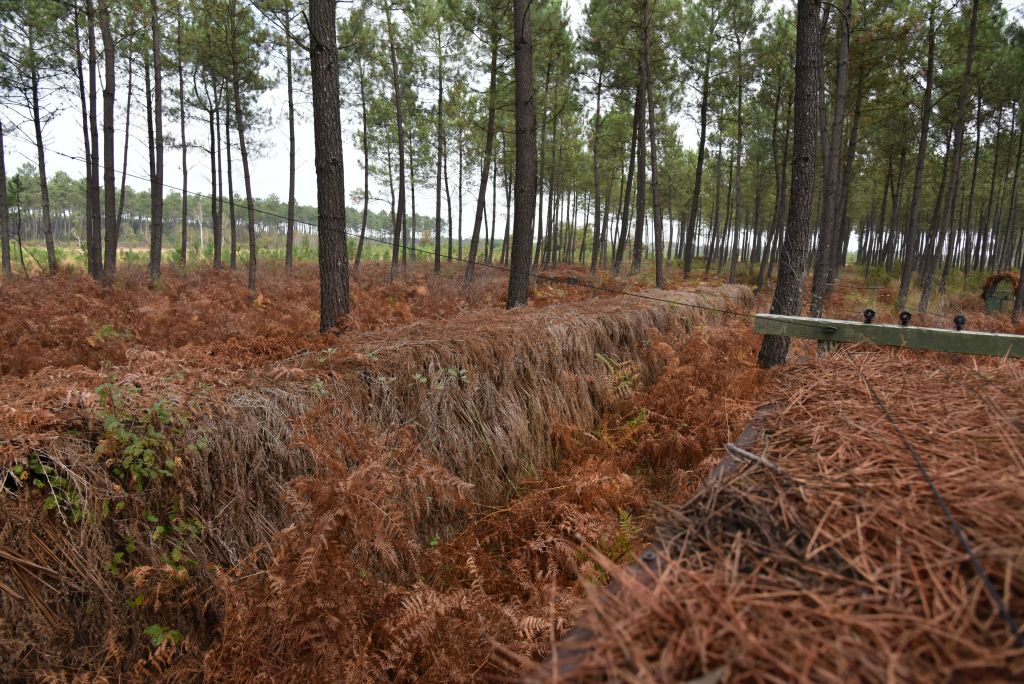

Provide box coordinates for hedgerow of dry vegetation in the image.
[1,265,762,680]
[545,350,1024,682]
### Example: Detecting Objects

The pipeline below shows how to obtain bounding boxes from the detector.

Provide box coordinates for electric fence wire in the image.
[9,135,845,333]
[849,351,1024,649]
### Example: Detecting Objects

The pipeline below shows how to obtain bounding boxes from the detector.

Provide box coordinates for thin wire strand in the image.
[849,351,1024,649]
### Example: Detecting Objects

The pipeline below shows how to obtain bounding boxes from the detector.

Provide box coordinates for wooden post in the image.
[754,314,1024,359]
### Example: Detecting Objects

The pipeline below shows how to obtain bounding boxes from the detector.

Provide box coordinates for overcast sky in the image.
[4,0,1023,233]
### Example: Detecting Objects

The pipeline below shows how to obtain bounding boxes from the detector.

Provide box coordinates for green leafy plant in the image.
[94,383,191,492]
[143,623,184,648]
[90,324,133,346]
[9,454,84,524]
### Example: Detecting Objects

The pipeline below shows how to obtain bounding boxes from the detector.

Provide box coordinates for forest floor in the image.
[1,260,1022,681]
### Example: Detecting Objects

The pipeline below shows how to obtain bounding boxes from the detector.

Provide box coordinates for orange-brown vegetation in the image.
[0,263,763,680]
[546,350,1024,682]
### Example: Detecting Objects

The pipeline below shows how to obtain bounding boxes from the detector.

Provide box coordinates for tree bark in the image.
[120,60,135,255]
[285,7,296,271]
[685,56,711,276]
[149,0,164,285]
[385,7,407,280]
[0,120,9,276]
[642,0,664,288]
[759,0,822,368]
[464,34,499,285]
[99,0,117,282]
[897,7,936,309]
[355,63,369,269]
[630,75,647,275]
[308,0,350,330]
[86,0,103,279]
[506,0,536,309]
[614,91,641,274]
[225,107,236,270]
[177,6,188,266]
[919,0,979,314]
[809,0,850,316]
[230,20,256,293]
[28,52,57,274]
[589,71,603,276]
[434,37,444,274]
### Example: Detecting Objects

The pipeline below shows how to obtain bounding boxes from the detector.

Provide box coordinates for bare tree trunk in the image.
[507,0,536,309]
[727,26,746,285]
[29,55,57,274]
[810,0,850,316]
[226,106,237,269]
[589,71,603,276]
[149,0,164,285]
[74,10,93,273]
[613,93,640,274]
[385,6,407,281]
[285,7,296,271]
[99,0,117,282]
[759,0,822,368]
[630,75,647,276]
[230,25,257,293]
[208,107,221,267]
[0,121,9,276]
[355,64,370,270]
[434,40,444,274]
[919,0,979,314]
[897,6,936,309]
[120,60,135,250]
[86,0,103,278]
[177,7,188,267]
[308,0,350,330]
[465,34,499,285]
[685,57,711,276]
[642,0,664,288]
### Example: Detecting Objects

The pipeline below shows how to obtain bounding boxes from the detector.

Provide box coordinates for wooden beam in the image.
[754,314,1024,359]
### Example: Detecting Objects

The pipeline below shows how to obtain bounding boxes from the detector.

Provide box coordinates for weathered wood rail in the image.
[754,313,1024,358]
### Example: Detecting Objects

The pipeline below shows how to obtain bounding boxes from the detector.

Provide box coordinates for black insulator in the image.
[899,311,912,327]
[863,309,877,324]
[954,314,967,331]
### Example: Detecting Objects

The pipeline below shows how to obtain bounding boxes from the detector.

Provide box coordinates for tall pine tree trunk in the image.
[642,0,664,288]
[809,0,849,316]
[506,0,536,309]
[86,0,103,279]
[99,0,117,282]
[630,75,647,276]
[589,71,603,276]
[177,7,188,266]
[759,0,822,368]
[897,7,936,309]
[0,121,9,276]
[28,54,57,274]
[434,41,444,274]
[308,0,350,330]
[385,7,407,280]
[919,0,978,314]
[285,7,296,271]
[354,67,369,269]
[464,35,499,285]
[149,0,164,285]
[230,23,257,292]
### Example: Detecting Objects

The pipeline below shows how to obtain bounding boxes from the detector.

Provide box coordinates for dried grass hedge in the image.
[1,282,752,680]
[544,350,1024,682]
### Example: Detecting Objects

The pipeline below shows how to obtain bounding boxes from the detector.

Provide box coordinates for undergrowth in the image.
[201,322,762,682]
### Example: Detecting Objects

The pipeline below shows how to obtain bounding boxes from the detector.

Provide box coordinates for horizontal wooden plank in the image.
[754,314,1024,358]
